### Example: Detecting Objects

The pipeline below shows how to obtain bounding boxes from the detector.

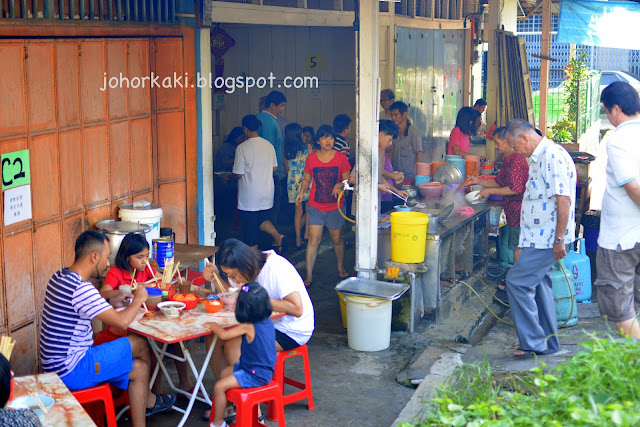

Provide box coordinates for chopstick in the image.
[204,259,227,293]
[130,280,149,314]
[455,167,481,194]
[28,392,48,414]
[146,261,160,287]
[0,336,15,361]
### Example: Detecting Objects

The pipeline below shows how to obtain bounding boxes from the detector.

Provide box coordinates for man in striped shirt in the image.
[39,230,174,426]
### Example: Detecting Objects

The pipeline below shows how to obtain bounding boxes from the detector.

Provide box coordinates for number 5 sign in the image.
[2,150,30,190]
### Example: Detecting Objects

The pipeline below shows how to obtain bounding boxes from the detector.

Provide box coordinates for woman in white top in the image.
[203,238,314,380]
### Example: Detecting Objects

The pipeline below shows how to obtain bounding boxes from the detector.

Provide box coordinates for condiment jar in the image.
[146,287,163,311]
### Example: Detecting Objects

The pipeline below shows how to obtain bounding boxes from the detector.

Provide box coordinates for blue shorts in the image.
[233,362,268,389]
[61,337,133,391]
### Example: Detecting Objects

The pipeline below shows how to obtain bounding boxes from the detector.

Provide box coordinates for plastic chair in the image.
[267,344,315,422]
[209,380,285,427]
[71,383,117,427]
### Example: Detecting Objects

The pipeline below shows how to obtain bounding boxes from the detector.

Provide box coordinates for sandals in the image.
[274,235,289,255]
[146,393,176,417]
[176,385,196,402]
[513,348,558,358]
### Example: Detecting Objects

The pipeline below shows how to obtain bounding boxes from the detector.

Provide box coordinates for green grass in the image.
[401,334,640,426]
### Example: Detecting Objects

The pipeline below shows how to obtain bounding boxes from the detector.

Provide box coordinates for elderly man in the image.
[379,89,396,120]
[596,81,640,339]
[39,230,175,426]
[504,119,576,357]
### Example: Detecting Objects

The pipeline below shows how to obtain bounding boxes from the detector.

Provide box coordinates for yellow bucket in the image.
[390,211,429,263]
[337,292,347,328]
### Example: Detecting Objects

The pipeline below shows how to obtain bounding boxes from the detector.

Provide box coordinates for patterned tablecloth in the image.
[129,303,282,343]
[10,373,96,426]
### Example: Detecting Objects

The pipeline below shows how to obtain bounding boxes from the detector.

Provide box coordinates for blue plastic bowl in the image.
[415,175,432,184]
[394,205,412,211]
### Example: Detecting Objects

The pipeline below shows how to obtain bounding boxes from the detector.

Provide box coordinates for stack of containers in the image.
[415,162,431,177]
[445,155,466,181]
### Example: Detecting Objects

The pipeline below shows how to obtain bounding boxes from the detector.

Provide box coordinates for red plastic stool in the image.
[71,383,117,427]
[267,344,315,421]
[209,380,285,427]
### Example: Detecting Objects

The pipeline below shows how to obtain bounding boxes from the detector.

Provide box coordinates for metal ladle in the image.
[387,189,418,207]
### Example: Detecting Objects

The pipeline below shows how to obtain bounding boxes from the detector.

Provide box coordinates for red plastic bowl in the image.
[418,182,444,199]
[170,294,198,310]
[192,277,205,287]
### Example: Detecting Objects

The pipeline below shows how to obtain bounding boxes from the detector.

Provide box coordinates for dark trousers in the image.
[271,176,283,225]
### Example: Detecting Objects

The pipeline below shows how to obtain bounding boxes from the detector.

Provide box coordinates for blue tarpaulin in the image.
[557,0,640,49]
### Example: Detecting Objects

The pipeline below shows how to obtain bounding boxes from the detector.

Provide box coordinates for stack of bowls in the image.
[464,160,476,178]
[463,154,481,170]
[416,162,431,177]
[417,182,444,199]
[415,175,432,185]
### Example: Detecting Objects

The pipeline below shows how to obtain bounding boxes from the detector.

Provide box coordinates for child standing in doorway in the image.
[296,125,351,286]
[284,123,311,249]
[206,282,276,427]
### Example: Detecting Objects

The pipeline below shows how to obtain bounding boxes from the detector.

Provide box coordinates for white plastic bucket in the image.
[345,295,392,351]
[118,201,163,257]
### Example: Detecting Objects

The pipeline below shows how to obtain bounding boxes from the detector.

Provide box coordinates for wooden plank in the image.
[519,37,535,125]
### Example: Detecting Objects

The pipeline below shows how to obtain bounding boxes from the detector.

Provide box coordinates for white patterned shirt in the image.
[520,137,576,249]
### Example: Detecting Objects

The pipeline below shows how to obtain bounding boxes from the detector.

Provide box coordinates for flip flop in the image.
[513,348,557,357]
[304,279,312,288]
[176,385,196,402]
[146,393,176,417]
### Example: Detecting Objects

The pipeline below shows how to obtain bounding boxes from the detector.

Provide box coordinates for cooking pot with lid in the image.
[96,220,152,266]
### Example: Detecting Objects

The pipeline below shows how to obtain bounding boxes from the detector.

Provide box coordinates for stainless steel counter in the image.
[378,202,490,322]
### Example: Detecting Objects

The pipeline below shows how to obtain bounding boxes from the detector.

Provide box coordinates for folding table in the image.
[128,304,283,427]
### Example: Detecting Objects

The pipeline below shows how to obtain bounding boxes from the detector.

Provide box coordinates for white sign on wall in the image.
[4,185,32,226]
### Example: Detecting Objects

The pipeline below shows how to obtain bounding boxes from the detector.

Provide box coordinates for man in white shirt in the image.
[596,82,640,339]
[504,119,576,357]
[233,115,285,250]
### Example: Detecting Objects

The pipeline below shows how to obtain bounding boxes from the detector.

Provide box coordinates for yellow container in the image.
[337,292,347,328]
[390,211,429,263]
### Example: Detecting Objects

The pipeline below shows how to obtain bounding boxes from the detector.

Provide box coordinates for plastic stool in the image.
[71,383,117,427]
[209,380,285,427]
[267,344,315,421]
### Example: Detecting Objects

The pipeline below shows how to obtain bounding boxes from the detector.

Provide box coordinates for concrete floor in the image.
[117,201,424,426]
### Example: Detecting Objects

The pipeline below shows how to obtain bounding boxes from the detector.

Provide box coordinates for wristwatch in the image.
[554,237,564,243]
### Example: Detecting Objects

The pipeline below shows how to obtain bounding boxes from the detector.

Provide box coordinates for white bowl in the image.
[157,301,186,318]
[8,394,55,420]
[116,306,146,323]
[465,190,488,204]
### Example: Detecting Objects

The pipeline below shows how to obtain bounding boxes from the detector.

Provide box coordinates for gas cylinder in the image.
[563,238,592,303]
[552,258,578,328]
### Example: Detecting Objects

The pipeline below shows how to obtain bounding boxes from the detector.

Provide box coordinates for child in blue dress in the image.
[206,282,276,427]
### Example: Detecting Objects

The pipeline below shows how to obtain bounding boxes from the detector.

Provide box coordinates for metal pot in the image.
[95,220,152,265]
[397,185,418,199]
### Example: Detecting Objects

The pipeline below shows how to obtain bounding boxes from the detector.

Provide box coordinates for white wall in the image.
[212,24,356,149]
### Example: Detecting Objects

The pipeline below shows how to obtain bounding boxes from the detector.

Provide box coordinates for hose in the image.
[461,260,576,328]
[336,190,356,223]
[336,188,390,224]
